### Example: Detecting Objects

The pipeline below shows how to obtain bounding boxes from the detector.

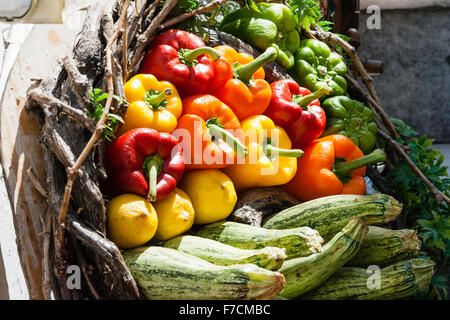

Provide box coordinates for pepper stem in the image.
[333,149,387,182]
[265,144,304,158]
[142,154,164,202]
[234,46,278,84]
[181,46,221,63]
[293,87,332,107]
[145,88,172,110]
[206,118,248,158]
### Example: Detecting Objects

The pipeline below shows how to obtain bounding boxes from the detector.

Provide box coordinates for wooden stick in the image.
[159,0,231,30]
[121,0,129,82]
[40,208,53,300]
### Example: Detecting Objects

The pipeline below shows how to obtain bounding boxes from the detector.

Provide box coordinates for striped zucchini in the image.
[302,259,435,300]
[346,226,421,268]
[263,194,402,241]
[195,221,323,259]
[278,218,368,299]
[123,246,286,300]
[163,235,287,271]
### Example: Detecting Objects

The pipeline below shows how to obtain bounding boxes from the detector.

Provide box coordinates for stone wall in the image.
[358,7,450,142]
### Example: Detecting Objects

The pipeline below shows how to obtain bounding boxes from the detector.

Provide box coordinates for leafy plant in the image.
[386,118,450,299]
[287,0,321,31]
[174,0,241,40]
[87,89,125,141]
[169,0,199,16]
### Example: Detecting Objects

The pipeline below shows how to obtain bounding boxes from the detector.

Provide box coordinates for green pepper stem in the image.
[265,144,304,158]
[333,149,387,180]
[142,154,164,202]
[206,119,248,158]
[181,47,221,63]
[145,88,172,110]
[234,46,278,84]
[292,87,332,107]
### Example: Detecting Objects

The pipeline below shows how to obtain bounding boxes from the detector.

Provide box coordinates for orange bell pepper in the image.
[284,134,386,201]
[174,95,247,170]
[214,45,265,80]
[212,46,278,121]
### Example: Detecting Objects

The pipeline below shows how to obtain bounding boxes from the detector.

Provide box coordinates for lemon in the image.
[107,194,158,249]
[179,169,237,225]
[154,188,195,240]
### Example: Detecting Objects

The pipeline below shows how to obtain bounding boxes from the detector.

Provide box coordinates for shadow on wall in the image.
[0,244,10,300]
[358,6,450,142]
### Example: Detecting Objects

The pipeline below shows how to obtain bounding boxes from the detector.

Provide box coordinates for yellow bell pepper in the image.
[223,115,304,192]
[119,74,182,135]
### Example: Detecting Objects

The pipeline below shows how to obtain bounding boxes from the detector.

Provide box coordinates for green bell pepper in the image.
[321,96,378,154]
[220,3,300,70]
[292,39,348,97]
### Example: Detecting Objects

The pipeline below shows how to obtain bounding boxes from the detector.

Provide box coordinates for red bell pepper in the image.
[105,128,185,202]
[139,29,233,97]
[264,79,331,149]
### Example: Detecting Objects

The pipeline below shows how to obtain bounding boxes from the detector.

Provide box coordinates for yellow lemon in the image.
[154,188,195,240]
[107,194,158,249]
[179,169,237,225]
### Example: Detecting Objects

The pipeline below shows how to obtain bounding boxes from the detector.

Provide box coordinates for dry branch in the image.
[29,88,96,132]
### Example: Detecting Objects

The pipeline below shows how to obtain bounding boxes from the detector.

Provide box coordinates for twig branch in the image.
[40,209,55,300]
[26,167,49,199]
[159,0,231,30]
[29,88,96,132]
[62,56,90,104]
[71,236,101,300]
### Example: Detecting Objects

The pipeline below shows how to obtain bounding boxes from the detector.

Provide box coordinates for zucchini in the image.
[123,246,286,300]
[263,194,402,241]
[278,218,368,299]
[346,226,421,268]
[302,259,435,300]
[163,235,287,271]
[195,221,323,259]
